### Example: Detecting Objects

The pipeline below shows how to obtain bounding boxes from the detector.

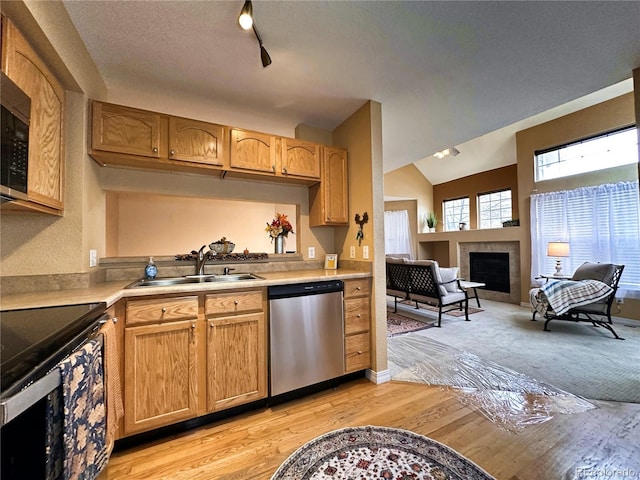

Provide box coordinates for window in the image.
[530,181,640,297]
[443,197,469,231]
[535,126,638,182]
[384,209,414,258]
[478,189,512,229]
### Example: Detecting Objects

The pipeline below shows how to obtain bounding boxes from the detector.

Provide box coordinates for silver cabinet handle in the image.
[191,323,196,329]
[356,314,361,318]
[170,149,175,156]
[161,307,167,313]
[272,165,276,172]
[282,167,288,174]
[152,147,158,153]
[112,317,118,324]
[356,287,361,291]
[209,322,214,328]
[357,350,362,355]
[234,299,239,305]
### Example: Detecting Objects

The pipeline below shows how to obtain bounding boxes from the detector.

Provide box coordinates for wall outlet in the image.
[363,246,369,259]
[308,246,315,259]
[89,249,97,267]
[350,246,356,259]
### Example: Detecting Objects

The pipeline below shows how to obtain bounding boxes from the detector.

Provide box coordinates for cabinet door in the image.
[124,320,198,434]
[280,138,321,179]
[323,147,349,224]
[92,101,162,158]
[2,18,64,212]
[168,116,226,166]
[229,128,277,174]
[309,146,349,226]
[207,312,267,411]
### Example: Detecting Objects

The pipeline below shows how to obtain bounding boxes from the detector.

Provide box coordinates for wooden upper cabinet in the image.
[92,101,162,158]
[1,17,64,214]
[229,128,277,174]
[280,138,320,179]
[168,117,225,166]
[309,146,349,226]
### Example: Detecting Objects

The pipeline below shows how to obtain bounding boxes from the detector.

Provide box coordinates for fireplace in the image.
[470,252,510,293]
[455,241,520,304]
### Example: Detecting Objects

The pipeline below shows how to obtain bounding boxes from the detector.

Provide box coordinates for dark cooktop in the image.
[0,302,107,398]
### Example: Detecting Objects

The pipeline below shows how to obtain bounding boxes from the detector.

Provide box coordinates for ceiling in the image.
[61,1,640,184]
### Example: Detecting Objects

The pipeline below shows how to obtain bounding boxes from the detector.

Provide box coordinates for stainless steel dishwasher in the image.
[268,280,344,397]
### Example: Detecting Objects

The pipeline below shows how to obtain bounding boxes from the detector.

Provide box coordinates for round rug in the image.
[271,425,495,479]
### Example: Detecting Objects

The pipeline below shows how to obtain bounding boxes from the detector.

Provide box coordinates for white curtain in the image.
[384,210,415,259]
[530,181,640,297]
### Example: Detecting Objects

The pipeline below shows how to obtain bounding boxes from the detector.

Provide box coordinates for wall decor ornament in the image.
[354,212,369,245]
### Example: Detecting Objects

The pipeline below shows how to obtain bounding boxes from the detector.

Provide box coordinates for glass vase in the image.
[274,235,284,254]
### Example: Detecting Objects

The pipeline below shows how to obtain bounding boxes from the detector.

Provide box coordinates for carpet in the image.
[388,299,640,403]
[387,312,434,337]
[420,304,484,317]
[271,425,495,480]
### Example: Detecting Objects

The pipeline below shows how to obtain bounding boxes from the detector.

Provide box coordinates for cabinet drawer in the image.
[126,296,199,326]
[343,278,370,298]
[344,297,370,335]
[205,290,263,316]
[345,332,370,372]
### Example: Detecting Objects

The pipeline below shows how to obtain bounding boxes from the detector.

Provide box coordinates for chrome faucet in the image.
[223,267,235,275]
[196,245,208,276]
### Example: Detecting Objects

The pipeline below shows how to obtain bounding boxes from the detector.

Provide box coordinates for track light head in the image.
[238,0,253,30]
[260,44,272,67]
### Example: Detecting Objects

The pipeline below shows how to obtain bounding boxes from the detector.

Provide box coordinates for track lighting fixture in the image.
[434,147,460,159]
[238,0,272,67]
[238,0,253,30]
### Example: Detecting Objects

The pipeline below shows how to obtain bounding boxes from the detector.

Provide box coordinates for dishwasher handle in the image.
[268,280,343,299]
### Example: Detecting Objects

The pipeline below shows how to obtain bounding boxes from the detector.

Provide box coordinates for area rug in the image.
[387,312,434,337]
[271,425,495,480]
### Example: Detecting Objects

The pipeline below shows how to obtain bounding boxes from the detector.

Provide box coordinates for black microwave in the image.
[1,72,30,203]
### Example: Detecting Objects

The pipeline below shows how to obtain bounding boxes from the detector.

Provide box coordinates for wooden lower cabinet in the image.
[122,289,267,436]
[123,296,199,435]
[206,312,266,411]
[343,279,371,373]
[205,290,267,412]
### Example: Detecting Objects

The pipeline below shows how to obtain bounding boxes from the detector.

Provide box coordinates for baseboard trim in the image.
[366,368,391,384]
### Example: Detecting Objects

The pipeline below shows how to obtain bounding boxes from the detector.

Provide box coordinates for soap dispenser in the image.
[145,257,157,279]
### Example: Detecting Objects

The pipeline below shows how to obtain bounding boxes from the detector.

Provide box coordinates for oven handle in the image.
[0,313,112,427]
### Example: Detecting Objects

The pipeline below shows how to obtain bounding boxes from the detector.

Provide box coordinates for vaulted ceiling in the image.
[61,1,640,184]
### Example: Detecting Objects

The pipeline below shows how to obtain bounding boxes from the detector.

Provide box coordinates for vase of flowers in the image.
[266,213,294,254]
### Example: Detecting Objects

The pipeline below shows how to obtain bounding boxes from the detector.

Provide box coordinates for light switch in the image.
[89,249,97,267]
[363,246,369,259]
[350,246,356,258]
[308,246,315,259]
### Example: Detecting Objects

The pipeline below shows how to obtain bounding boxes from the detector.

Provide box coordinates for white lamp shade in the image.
[547,242,570,257]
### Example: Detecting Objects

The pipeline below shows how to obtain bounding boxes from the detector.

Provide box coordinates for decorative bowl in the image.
[210,241,235,254]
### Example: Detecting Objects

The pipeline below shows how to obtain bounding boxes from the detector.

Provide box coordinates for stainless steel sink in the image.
[126,273,263,288]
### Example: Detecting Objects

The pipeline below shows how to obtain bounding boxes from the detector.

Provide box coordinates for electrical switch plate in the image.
[308,246,315,259]
[363,246,369,259]
[350,246,356,259]
[89,249,97,267]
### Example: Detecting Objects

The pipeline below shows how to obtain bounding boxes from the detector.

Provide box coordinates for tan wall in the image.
[334,100,387,379]
[106,192,297,257]
[384,164,434,233]
[433,164,519,231]
[517,92,639,320]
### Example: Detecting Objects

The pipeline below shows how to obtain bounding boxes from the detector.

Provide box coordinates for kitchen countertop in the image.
[0,269,370,311]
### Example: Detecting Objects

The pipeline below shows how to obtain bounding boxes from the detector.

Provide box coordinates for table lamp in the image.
[547,241,570,276]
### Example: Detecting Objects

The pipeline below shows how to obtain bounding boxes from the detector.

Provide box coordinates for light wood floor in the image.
[102,378,640,479]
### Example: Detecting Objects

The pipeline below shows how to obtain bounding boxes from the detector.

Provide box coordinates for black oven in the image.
[0,72,30,203]
[0,302,108,479]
